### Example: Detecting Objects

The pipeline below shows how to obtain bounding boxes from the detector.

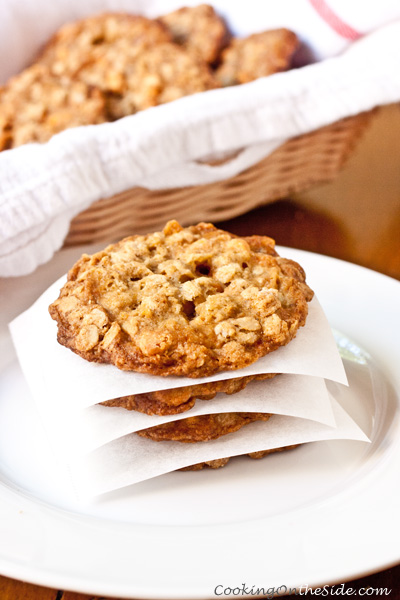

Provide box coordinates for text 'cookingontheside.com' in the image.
[213,583,392,598]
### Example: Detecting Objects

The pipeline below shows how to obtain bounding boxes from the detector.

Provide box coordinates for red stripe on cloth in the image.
[309,0,362,40]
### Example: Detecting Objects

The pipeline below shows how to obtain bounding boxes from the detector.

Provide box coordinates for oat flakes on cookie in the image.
[159,4,231,64]
[0,63,106,149]
[102,374,275,416]
[216,28,299,86]
[49,221,313,377]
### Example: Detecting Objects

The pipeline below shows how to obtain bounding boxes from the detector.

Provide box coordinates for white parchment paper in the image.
[50,375,336,457]
[70,395,369,497]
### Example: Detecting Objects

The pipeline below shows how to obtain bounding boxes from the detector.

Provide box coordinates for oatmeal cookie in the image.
[159,4,230,64]
[181,445,300,470]
[49,220,313,377]
[137,411,271,443]
[37,13,171,79]
[0,97,12,151]
[216,29,299,86]
[101,373,275,416]
[36,13,172,119]
[105,42,220,118]
[0,63,106,148]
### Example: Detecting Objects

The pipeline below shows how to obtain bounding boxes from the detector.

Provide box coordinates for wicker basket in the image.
[65,110,374,246]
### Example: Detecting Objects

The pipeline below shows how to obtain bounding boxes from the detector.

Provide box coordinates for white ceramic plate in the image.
[0,247,399,599]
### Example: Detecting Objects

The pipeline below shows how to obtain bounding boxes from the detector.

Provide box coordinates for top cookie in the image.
[49,221,314,377]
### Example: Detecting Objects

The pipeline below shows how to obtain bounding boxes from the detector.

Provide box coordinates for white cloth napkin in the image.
[1,1,400,277]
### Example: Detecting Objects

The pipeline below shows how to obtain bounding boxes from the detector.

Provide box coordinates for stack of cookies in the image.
[0,5,299,150]
[48,220,315,471]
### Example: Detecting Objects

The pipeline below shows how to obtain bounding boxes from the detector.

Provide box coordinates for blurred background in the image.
[219,103,400,281]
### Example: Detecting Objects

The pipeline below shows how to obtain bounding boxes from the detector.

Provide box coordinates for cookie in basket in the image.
[0,63,106,149]
[216,28,299,86]
[36,12,219,119]
[49,220,314,377]
[101,373,275,416]
[36,13,171,79]
[136,411,271,443]
[105,42,220,118]
[159,3,231,64]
